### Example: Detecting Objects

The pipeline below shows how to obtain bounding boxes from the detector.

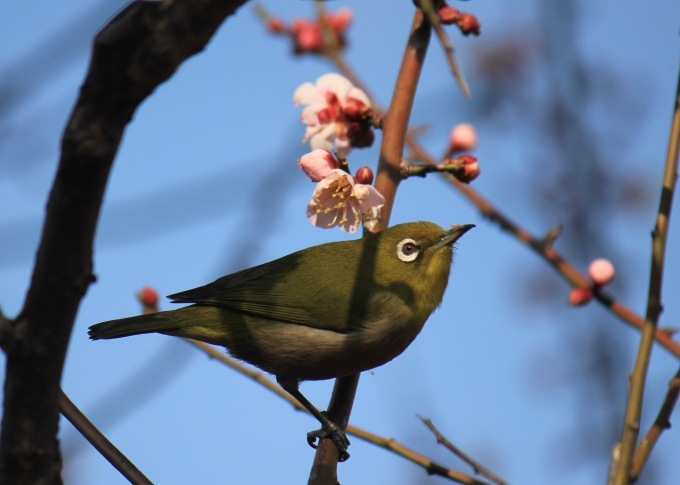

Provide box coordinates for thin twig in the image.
[418,416,508,485]
[612,61,680,485]
[631,367,680,481]
[59,391,152,485]
[417,0,471,98]
[186,340,490,485]
[401,160,466,178]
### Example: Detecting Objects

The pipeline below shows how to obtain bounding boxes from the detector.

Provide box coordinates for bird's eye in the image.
[396,238,420,262]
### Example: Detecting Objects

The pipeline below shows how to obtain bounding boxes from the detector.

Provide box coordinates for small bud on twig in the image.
[355,166,374,185]
[438,6,460,25]
[568,287,592,306]
[588,258,615,286]
[138,286,159,314]
[458,13,481,36]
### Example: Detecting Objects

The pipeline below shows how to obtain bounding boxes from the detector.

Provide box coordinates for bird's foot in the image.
[306,415,350,462]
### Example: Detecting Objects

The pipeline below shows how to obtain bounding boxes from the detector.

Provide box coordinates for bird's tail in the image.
[89,305,231,346]
[89,312,185,340]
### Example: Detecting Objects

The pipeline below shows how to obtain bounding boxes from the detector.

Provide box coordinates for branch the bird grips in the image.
[89,221,473,460]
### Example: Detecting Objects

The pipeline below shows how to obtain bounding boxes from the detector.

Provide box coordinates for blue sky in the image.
[1,1,680,484]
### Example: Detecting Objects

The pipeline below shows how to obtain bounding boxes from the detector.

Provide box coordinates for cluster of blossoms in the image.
[445,122,481,183]
[294,74,381,232]
[298,150,384,233]
[292,74,484,230]
[294,73,375,156]
[436,2,481,36]
[568,259,616,306]
[266,8,353,54]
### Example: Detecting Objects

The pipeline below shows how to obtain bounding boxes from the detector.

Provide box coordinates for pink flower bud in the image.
[438,6,460,24]
[588,259,615,285]
[449,123,478,154]
[292,19,323,51]
[449,155,480,183]
[138,287,159,307]
[568,287,592,306]
[298,149,339,182]
[266,17,285,33]
[458,13,481,36]
[355,166,374,185]
[326,8,353,33]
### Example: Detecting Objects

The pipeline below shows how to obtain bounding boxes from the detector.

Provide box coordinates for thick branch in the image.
[373,10,431,231]
[0,1,246,483]
[308,9,432,484]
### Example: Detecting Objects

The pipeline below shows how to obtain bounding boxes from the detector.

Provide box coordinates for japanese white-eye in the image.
[89,221,473,460]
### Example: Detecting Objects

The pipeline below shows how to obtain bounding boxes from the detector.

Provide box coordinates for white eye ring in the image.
[396,238,420,262]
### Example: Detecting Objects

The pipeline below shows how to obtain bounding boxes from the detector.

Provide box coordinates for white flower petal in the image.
[334,136,352,156]
[300,106,320,125]
[315,73,354,97]
[353,184,385,209]
[293,82,323,106]
[309,125,337,151]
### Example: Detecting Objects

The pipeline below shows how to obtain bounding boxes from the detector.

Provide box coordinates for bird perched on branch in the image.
[89,221,474,461]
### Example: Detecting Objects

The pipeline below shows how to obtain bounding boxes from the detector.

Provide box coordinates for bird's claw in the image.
[306,420,351,462]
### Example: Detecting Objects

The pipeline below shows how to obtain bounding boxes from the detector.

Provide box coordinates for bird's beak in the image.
[433,224,475,249]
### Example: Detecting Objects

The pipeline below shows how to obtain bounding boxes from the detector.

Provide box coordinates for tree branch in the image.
[59,390,151,485]
[418,415,508,485]
[417,0,470,98]
[0,1,247,482]
[612,60,680,485]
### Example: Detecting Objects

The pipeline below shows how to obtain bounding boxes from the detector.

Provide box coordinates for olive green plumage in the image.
[89,221,473,381]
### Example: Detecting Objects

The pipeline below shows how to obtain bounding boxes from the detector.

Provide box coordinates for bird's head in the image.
[367,221,474,308]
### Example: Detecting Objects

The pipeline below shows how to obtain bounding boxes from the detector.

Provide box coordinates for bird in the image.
[89,221,474,460]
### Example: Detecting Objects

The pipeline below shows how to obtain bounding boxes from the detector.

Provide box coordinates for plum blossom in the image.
[307,169,384,233]
[294,73,374,156]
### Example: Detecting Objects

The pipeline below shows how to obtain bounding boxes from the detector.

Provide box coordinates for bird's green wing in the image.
[168,242,364,331]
